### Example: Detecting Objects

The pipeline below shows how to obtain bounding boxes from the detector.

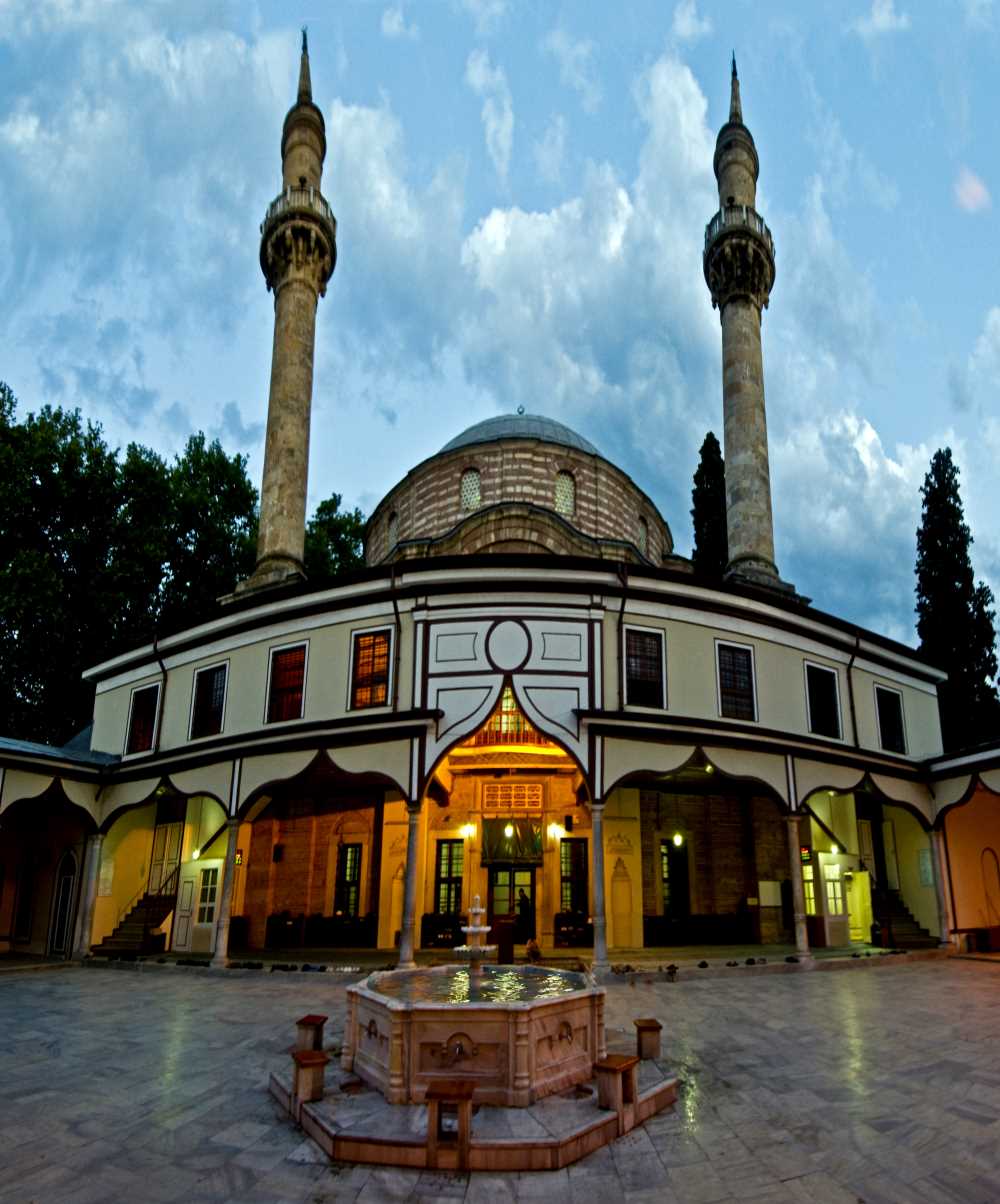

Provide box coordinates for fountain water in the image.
[452,894,496,994]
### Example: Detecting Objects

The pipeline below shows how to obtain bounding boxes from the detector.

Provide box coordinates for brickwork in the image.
[366,439,672,567]
[639,789,790,937]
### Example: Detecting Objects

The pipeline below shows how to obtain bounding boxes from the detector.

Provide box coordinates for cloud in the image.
[672,0,712,42]
[380,6,419,40]
[213,401,264,449]
[964,0,994,28]
[459,0,507,37]
[464,49,513,182]
[542,29,601,113]
[954,166,991,213]
[533,114,566,184]
[851,0,911,38]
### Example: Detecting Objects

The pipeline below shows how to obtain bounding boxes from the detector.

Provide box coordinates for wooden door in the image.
[857,820,876,881]
[48,852,78,956]
[149,823,183,894]
[882,820,900,890]
[488,865,535,940]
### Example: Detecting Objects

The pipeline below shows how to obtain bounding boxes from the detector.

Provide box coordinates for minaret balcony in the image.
[703,205,774,260]
[260,184,336,242]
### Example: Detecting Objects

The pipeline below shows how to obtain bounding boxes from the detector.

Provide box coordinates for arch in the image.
[99,776,227,835]
[982,848,1000,927]
[0,780,100,835]
[931,772,1000,828]
[238,749,407,823]
[603,744,789,812]
[48,849,79,957]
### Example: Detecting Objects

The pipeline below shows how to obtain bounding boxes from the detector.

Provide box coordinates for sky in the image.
[2,0,999,649]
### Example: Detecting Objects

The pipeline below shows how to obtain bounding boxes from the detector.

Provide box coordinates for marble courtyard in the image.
[1,960,999,1202]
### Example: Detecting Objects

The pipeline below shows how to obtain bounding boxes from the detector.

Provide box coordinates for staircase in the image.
[92,879,178,957]
[874,888,938,948]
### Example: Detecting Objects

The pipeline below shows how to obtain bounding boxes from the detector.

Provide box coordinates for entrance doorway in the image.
[488,865,535,941]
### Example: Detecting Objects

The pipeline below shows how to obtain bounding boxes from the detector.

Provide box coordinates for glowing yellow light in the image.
[830,844,839,855]
[705,764,714,774]
[827,790,835,797]
[547,823,565,841]
[672,832,684,847]
[504,823,514,838]
[192,849,200,860]
[459,823,476,840]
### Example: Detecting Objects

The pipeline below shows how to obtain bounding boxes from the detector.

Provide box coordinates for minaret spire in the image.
[729,53,742,124]
[703,63,794,595]
[298,27,312,103]
[232,34,337,597]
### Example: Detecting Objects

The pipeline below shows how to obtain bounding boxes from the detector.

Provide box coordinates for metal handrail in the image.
[704,205,774,257]
[115,862,181,927]
[260,184,334,233]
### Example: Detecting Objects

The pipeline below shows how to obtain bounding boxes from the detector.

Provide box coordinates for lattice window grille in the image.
[554,471,575,516]
[460,468,481,511]
[482,782,544,813]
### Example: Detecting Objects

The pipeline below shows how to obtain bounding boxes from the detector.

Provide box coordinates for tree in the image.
[915,447,1000,750]
[691,431,728,578]
[304,493,366,588]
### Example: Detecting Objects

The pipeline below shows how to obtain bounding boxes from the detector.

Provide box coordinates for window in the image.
[351,629,391,709]
[334,844,362,917]
[267,644,306,723]
[559,838,588,913]
[805,662,841,739]
[460,468,481,511]
[717,642,756,721]
[875,685,906,753]
[387,511,399,548]
[126,683,159,754]
[190,663,227,739]
[637,516,649,556]
[197,867,219,924]
[554,471,576,517]
[825,865,844,914]
[802,864,817,915]
[435,840,464,914]
[625,628,665,708]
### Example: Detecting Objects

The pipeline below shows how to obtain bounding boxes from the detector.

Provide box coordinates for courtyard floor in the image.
[1,960,998,1203]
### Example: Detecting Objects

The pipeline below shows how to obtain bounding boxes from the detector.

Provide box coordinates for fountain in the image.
[341,895,606,1105]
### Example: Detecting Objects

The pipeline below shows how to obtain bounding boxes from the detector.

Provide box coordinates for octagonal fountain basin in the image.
[342,964,606,1106]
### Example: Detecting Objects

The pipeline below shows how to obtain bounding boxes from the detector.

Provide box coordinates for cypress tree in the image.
[915,447,1000,750]
[691,431,728,579]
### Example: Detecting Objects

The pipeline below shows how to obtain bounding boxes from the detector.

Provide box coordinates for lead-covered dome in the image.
[441,413,600,457]
[365,411,673,567]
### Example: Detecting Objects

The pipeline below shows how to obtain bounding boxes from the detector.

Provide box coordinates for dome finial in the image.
[729,52,742,124]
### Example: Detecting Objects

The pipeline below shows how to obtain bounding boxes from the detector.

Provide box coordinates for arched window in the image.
[387,511,399,548]
[637,516,649,556]
[554,470,576,517]
[460,467,481,512]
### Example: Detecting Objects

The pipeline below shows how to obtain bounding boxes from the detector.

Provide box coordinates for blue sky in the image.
[1,0,999,648]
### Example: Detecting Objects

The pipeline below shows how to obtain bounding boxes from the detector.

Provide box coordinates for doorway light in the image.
[192,848,200,860]
[504,823,514,838]
[672,832,684,847]
[547,822,565,841]
[459,823,476,840]
[830,844,839,855]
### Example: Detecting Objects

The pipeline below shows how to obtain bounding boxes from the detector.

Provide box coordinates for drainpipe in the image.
[846,634,860,748]
[390,563,402,712]
[152,635,168,756]
[616,563,629,711]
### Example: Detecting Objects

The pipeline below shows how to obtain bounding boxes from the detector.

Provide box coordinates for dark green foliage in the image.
[691,431,728,578]
[304,493,366,588]
[915,447,1000,750]
[0,382,366,746]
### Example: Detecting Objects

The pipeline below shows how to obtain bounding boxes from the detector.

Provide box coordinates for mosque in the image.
[2,42,999,969]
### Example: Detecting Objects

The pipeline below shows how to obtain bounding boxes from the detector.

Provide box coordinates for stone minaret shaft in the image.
[244,31,336,592]
[703,60,787,591]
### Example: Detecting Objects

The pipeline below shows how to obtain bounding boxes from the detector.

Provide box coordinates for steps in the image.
[91,892,176,956]
[875,888,938,948]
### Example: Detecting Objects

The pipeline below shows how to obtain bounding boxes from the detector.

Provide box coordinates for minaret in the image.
[237,30,337,594]
[703,59,792,593]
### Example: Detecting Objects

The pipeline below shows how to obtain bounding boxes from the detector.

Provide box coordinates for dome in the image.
[441,413,600,457]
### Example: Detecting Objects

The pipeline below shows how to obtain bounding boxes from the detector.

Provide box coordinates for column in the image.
[71,832,104,959]
[785,813,812,960]
[397,801,422,969]
[210,817,241,969]
[930,829,953,948]
[591,801,609,974]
